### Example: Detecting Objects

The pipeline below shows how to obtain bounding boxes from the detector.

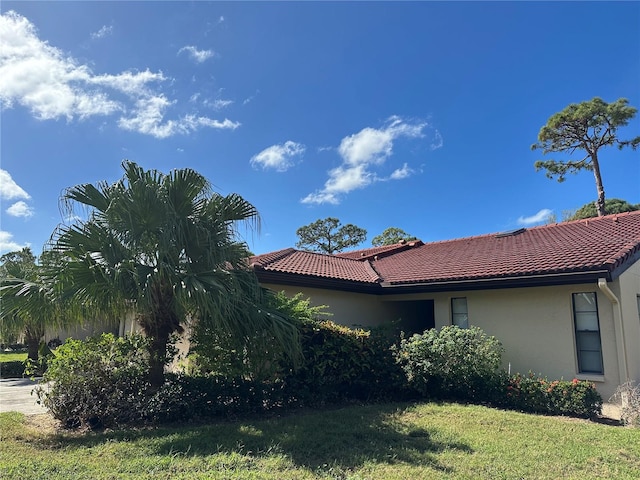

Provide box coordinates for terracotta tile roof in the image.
[251,211,640,291]
[251,248,381,284]
[375,212,640,285]
[335,240,424,260]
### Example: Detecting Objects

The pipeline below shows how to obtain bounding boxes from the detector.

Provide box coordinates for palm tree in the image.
[49,160,299,387]
[0,248,61,362]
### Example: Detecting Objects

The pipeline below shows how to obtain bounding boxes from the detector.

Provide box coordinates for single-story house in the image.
[250,211,640,400]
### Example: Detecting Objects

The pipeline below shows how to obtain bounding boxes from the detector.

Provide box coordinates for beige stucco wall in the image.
[261,283,402,328]
[267,270,640,400]
[614,260,640,388]
[385,284,625,400]
[45,321,119,344]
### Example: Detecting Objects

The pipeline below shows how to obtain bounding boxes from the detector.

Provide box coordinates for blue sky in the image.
[1,2,639,256]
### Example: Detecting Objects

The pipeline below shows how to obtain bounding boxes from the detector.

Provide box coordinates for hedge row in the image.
[36,324,603,429]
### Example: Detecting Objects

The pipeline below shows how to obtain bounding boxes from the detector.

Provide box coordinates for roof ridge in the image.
[363,260,382,283]
[527,210,640,231]
[419,210,640,246]
[250,247,296,268]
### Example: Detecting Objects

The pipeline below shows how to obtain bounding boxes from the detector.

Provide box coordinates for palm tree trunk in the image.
[147,321,174,388]
[24,326,43,362]
[591,151,606,217]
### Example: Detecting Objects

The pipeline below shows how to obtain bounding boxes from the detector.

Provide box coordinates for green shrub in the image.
[0,360,25,378]
[281,320,407,404]
[503,373,602,418]
[396,326,504,401]
[188,291,329,382]
[35,333,153,429]
[146,374,292,423]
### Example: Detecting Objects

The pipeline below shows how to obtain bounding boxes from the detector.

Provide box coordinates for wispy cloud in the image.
[205,98,233,110]
[0,169,30,200]
[302,116,439,205]
[0,230,27,254]
[178,45,215,64]
[389,163,414,180]
[243,90,260,105]
[251,141,305,172]
[0,11,237,138]
[6,200,34,218]
[518,208,553,226]
[91,25,113,40]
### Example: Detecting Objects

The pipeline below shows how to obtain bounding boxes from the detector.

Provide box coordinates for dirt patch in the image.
[23,413,62,434]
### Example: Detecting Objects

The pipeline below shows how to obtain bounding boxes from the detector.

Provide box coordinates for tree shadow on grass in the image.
[50,403,473,475]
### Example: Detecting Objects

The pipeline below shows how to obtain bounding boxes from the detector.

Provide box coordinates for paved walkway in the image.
[0,378,48,414]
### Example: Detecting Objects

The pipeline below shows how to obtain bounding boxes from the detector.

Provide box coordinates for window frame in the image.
[451,297,469,329]
[572,292,604,375]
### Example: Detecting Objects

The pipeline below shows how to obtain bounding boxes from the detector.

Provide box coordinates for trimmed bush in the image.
[281,320,407,404]
[36,333,152,429]
[396,325,504,401]
[147,374,292,423]
[0,360,25,378]
[502,373,602,418]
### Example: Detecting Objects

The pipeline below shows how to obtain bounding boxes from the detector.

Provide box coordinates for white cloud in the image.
[0,11,237,138]
[0,169,30,200]
[178,45,215,64]
[91,25,113,40]
[302,116,434,205]
[119,95,240,138]
[251,141,305,172]
[6,200,34,218]
[517,209,553,226]
[389,163,414,180]
[300,191,340,205]
[0,230,27,253]
[430,130,444,150]
[205,98,233,110]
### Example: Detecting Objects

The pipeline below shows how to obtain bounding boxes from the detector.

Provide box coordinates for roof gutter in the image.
[597,278,629,383]
[379,269,612,294]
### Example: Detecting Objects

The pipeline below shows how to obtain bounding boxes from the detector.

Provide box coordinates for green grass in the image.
[0,351,27,363]
[1,402,638,479]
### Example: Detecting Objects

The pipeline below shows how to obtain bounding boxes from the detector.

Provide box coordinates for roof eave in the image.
[255,271,382,294]
[378,269,613,294]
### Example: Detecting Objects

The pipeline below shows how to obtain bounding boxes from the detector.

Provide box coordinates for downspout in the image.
[597,278,629,383]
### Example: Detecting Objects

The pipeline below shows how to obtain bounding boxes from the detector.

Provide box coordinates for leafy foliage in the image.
[0,248,66,362]
[36,334,153,429]
[371,227,417,246]
[281,320,407,404]
[396,326,504,401]
[532,97,640,216]
[568,198,640,220]
[48,161,300,386]
[502,373,602,418]
[0,360,26,378]
[188,291,328,381]
[295,217,367,254]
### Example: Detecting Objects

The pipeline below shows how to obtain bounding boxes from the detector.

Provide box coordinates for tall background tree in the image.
[569,198,640,221]
[532,97,640,217]
[49,161,299,387]
[296,217,367,254]
[0,248,62,361]
[371,227,417,246]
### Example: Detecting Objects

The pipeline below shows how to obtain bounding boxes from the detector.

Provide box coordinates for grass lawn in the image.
[1,402,638,480]
[0,351,27,363]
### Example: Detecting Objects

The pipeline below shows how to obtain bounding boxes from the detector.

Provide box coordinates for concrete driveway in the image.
[0,378,48,414]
